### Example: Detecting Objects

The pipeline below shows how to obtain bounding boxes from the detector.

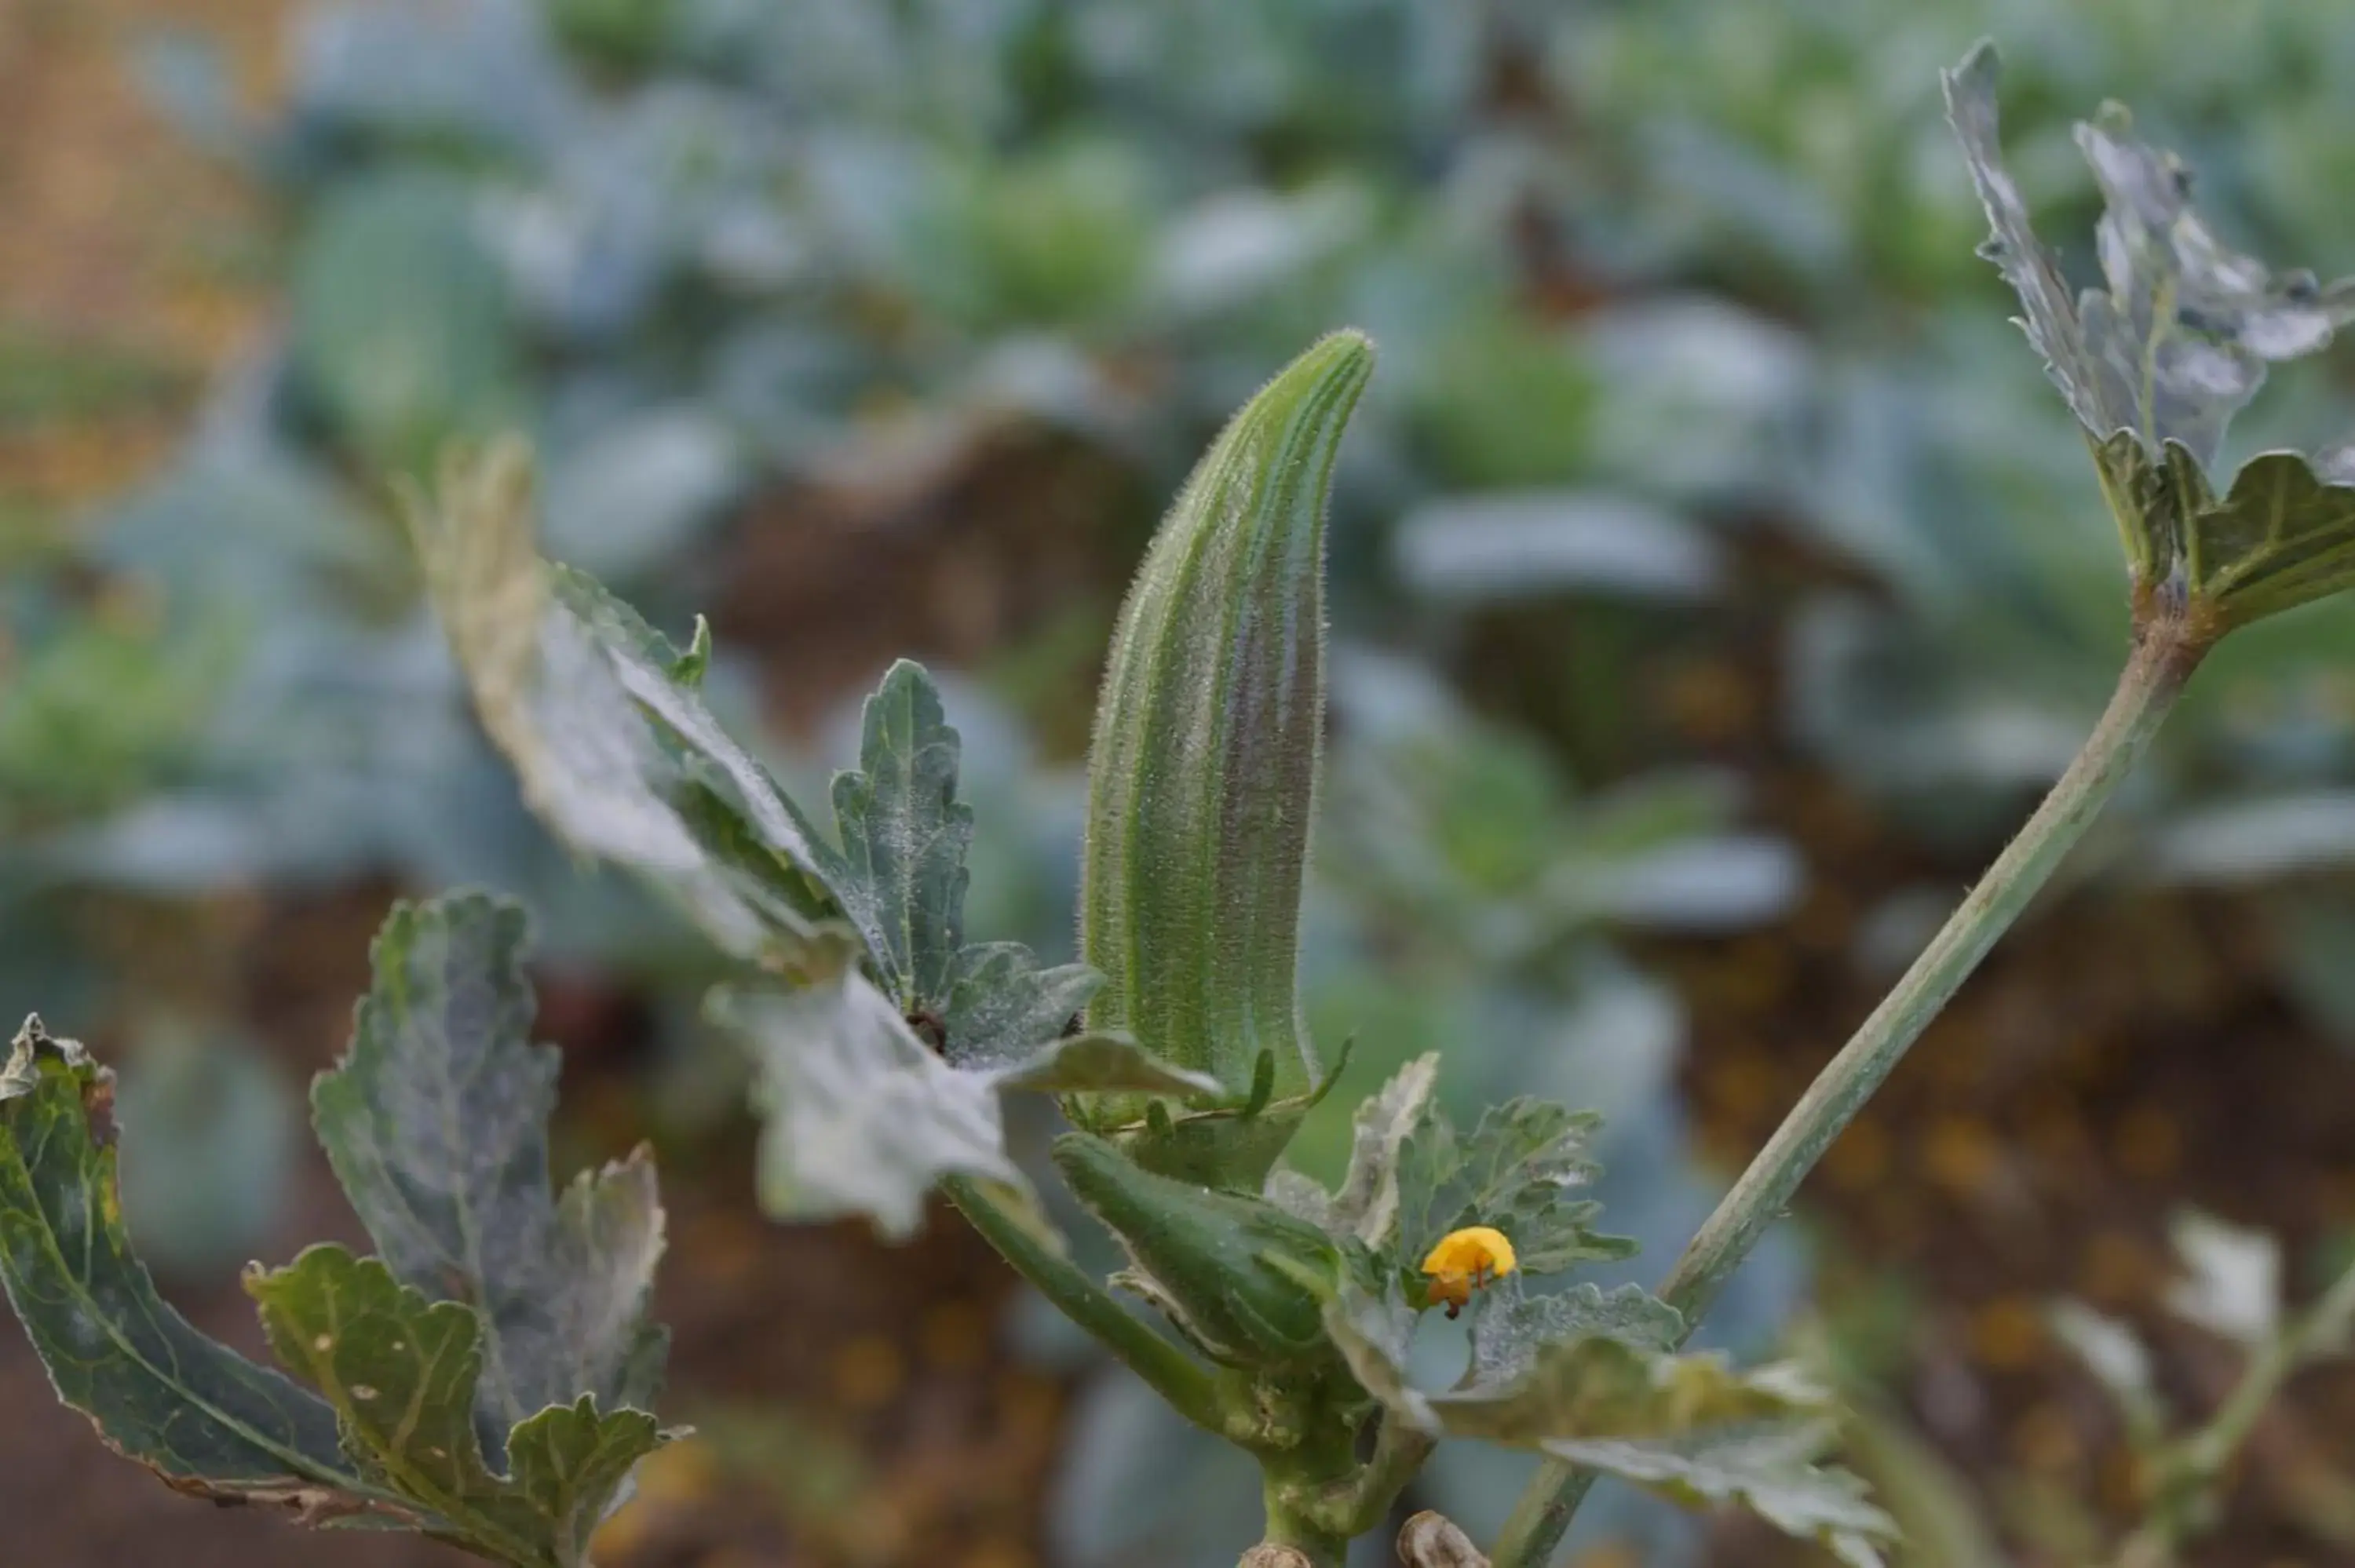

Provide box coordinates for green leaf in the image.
[1395,1096,1635,1284]
[991,1032,1222,1096]
[714,971,1024,1238]
[311,895,667,1440]
[2092,435,2355,628]
[248,1245,665,1568]
[550,563,855,913]
[937,944,1216,1096]
[0,1019,384,1519]
[831,660,974,1012]
[1320,1280,1891,1568]
[941,941,1104,1067]
[1326,1053,1440,1249]
[405,443,849,967]
[1468,1283,1685,1385]
[1544,1424,1893,1568]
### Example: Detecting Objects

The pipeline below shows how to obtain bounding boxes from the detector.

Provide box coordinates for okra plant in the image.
[13,40,2355,1568]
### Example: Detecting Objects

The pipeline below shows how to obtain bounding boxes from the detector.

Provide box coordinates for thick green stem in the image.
[1269,1410,1438,1546]
[2115,1247,2355,1567]
[1342,1417,1440,1536]
[1490,616,2207,1568]
[942,1173,1224,1435]
[1259,1481,1353,1568]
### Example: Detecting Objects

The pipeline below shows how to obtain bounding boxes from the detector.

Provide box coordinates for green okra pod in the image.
[1075,330,1375,1187]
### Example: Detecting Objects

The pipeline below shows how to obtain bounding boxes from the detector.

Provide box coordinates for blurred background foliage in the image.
[13,0,2355,1564]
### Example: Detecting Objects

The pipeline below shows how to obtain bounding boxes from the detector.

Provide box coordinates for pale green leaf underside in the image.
[1945,43,2355,620]
[406,443,849,966]
[1468,1283,1685,1386]
[1327,1052,1440,1249]
[249,1246,664,1568]
[312,894,666,1440]
[1546,1423,1893,1568]
[0,1020,384,1516]
[717,973,1024,1238]
[1324,1282,1891,1566]
[1944,42,2355,476]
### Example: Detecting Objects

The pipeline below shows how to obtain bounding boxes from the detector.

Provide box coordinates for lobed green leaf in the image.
[1320,1278,1891,1567]
[405,443,850,968]
[1395,1095,1635,1284]
[0,1019,386,1520]
[248,1245,665,1568]
[2092,434,2355,628]
[311,894,667,1442]
[940,941,1102,1069]
[1544,1423,1893,1568]
[831,659,975,1013]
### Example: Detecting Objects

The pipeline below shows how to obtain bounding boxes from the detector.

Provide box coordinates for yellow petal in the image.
[1419,1225,1517,1283]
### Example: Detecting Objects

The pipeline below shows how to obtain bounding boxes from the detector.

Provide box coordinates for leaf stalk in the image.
[941,1173,1225,1434]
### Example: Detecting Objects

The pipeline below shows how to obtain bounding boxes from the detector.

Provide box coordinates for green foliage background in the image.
[13,1,2355,1564]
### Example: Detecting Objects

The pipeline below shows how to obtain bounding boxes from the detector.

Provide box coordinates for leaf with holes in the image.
[1945,43,2355,625]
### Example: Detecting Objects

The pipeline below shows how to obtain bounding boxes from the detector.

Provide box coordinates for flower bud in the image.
[1053,1132,1341,1373]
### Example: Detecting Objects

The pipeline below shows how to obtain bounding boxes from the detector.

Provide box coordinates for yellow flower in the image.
[1420,1226,1517,1318]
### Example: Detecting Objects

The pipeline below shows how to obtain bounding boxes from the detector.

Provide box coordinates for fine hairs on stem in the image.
[1489,603,2213,1568]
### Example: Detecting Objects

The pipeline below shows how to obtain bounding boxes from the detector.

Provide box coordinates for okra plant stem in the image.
[1259,1486,1353,1568]
[1490,608,2211,1568]
[2115,1242,2355,1568]
[942,1173,1225,1435]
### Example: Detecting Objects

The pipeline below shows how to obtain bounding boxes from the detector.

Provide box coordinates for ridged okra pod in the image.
[1076,331,1375,1187]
